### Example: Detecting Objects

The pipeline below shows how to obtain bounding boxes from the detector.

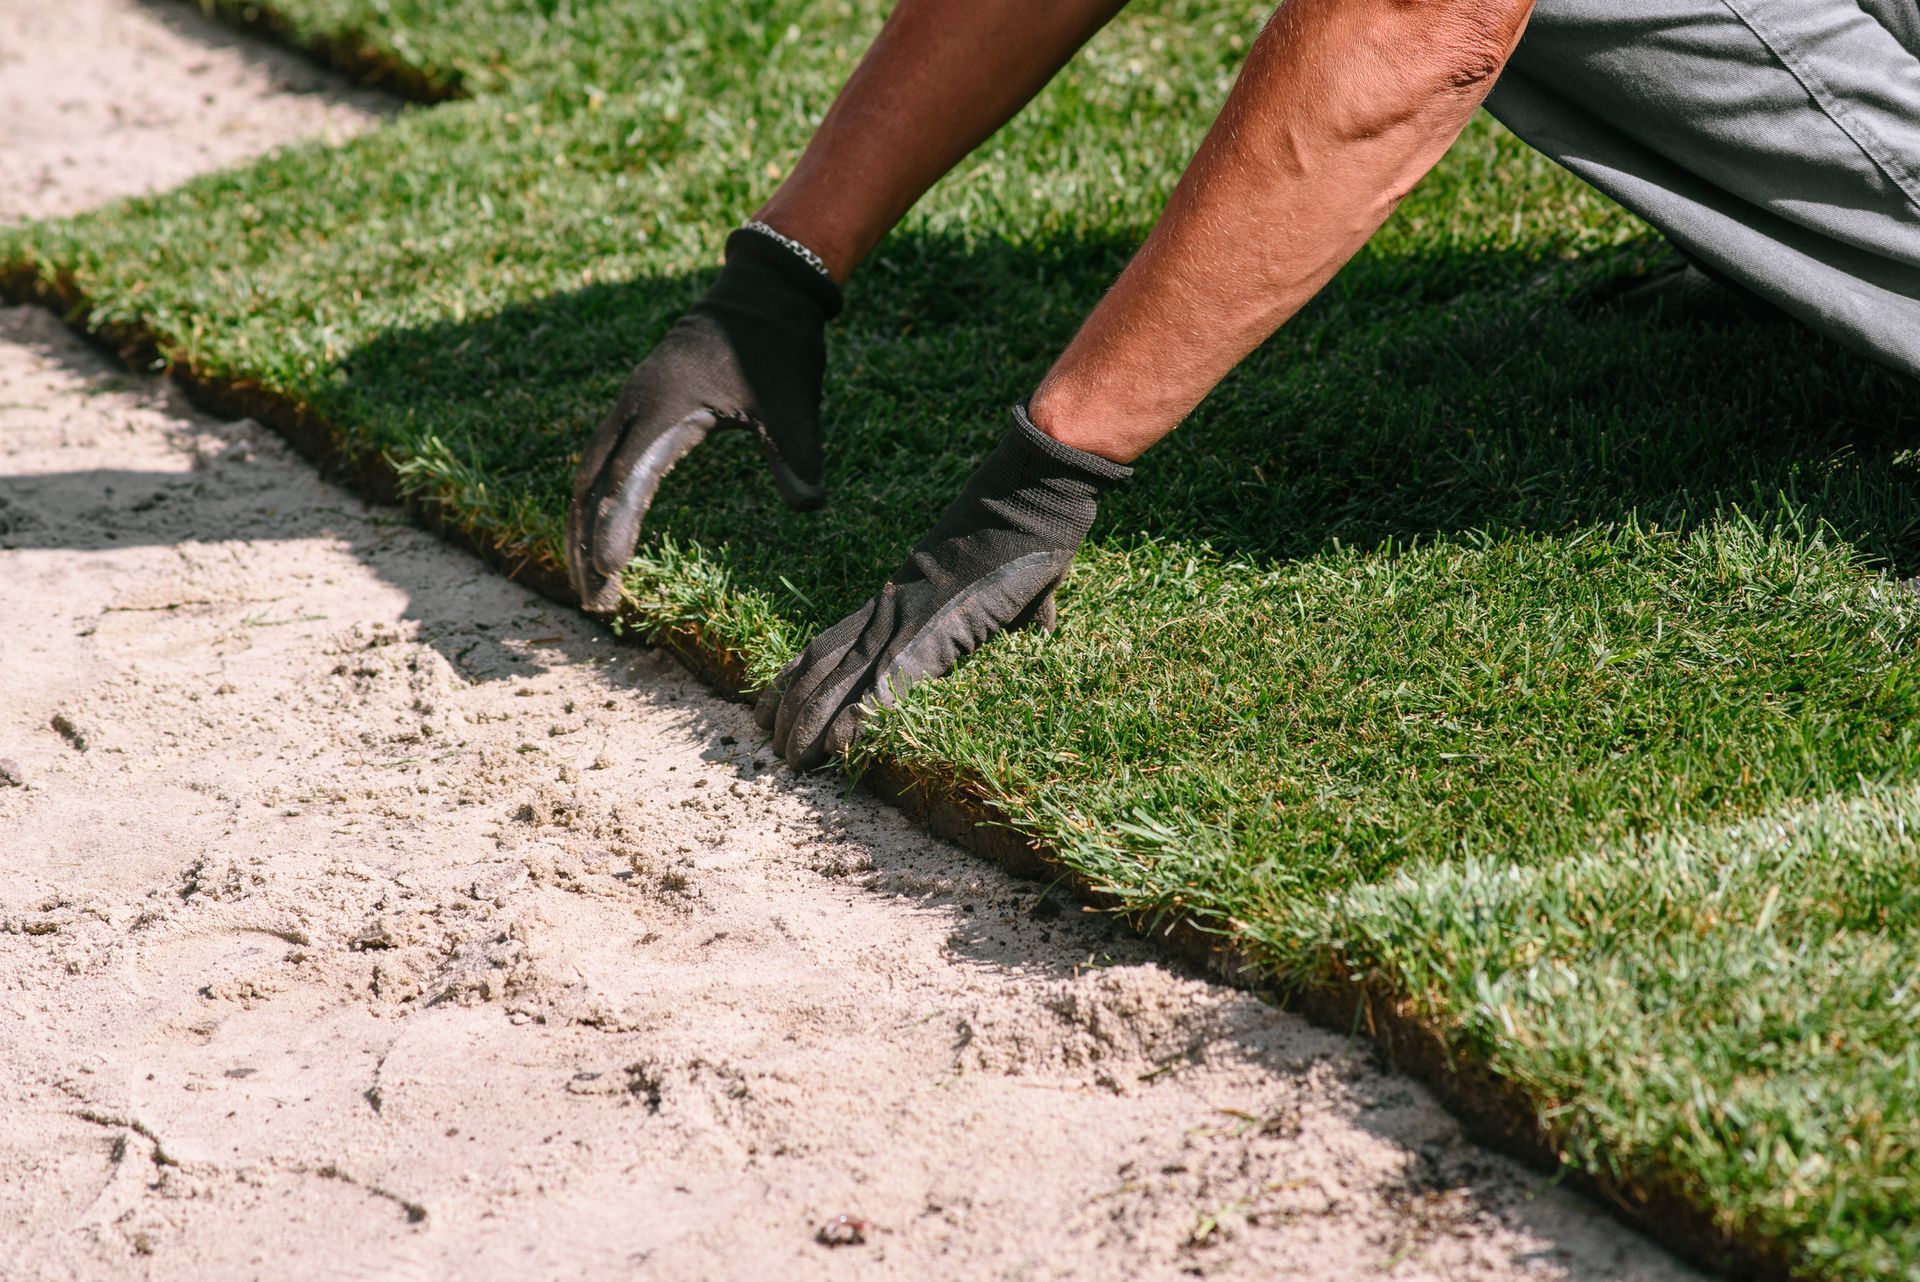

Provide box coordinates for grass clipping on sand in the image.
[8,0,1920,1273]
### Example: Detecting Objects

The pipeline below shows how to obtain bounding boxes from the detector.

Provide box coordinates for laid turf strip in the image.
[7,0,1920,1273]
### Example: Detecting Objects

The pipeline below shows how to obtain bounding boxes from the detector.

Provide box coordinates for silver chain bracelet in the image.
[739,219,833,281]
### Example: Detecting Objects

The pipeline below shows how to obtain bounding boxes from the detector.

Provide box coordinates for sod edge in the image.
[187,0,464,103]
[0,259,1802,1282]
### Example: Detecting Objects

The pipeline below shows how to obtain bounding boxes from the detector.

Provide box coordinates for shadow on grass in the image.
[331,228,1920,636]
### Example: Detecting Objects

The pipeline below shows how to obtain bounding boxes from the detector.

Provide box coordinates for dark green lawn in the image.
[8,0,1919,1272]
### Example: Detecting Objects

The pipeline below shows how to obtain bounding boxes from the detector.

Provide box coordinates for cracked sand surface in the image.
[0,1,1700,1278]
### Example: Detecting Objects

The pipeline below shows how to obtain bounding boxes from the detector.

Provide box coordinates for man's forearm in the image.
[754,0,1131,283]
[1029,0,1535,462]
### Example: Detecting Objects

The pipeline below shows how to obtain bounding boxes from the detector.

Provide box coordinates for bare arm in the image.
[1029,0,1536,462]
[756,0,1543,767]
[754,0,1133,283]
[569,0,1131,608]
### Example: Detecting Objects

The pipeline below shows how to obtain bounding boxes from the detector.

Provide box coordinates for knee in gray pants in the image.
[1488,0,1920,378]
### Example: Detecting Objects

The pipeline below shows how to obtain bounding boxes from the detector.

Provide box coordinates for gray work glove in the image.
[567,228,843,612]
[756,404,1132,769]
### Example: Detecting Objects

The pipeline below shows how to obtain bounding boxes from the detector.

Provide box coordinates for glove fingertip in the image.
[769,458,826,512]
[578,574,624,614]
[573,528,626,612]
[753,684,781,734]
[588,505,639,583]
[775,707,817,770]
[788,718,850,772]
[1012,589,1059,635]
[777,695,837,772]
[814,703,867,770]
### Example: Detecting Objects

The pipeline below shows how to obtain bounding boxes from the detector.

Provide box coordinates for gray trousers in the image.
[1488,0,1920,379]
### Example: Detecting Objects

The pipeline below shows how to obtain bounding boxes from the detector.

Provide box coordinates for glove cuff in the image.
[933,404,1130,545]
[1009,402,1134,486]
[723,227,844,321]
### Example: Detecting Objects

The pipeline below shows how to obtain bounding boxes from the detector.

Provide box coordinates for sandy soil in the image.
[0,2,1700,1279]
[0,0,389,223]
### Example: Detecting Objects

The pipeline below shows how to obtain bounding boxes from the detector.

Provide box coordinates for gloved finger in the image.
[781,561,1071,767]
[1009,586,1058,634]
[772,601,882,761]
[752,683,782,735]
[568,401,712,612]
[569,323,732,612]
[768,599,876,745]
[580,408,714,598]
[778,642,882,770]
[786,695,868,772]
[566,407,627,607]
[763,436,828,513]
[752,650,806,734]
[788,599,954,768]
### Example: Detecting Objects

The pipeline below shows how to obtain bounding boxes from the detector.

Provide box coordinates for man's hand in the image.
[756,405,1130,769]
[566,228,843,612]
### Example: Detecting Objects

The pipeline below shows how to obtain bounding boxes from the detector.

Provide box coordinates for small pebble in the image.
[815,1214,869,1247]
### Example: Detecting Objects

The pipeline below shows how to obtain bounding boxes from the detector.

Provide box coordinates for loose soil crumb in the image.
[0,2,1701,1279]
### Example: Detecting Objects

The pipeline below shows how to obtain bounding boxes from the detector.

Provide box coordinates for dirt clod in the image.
[49,712,87,752]
[816,1214,870,1247]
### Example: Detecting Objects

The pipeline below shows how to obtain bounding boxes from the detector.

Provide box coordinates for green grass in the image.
[1310,779,1920,1278]
[9,0,1920,1273]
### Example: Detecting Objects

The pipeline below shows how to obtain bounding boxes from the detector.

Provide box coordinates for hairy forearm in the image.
[1030,0,1535,462]
[755,0,1131,282]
